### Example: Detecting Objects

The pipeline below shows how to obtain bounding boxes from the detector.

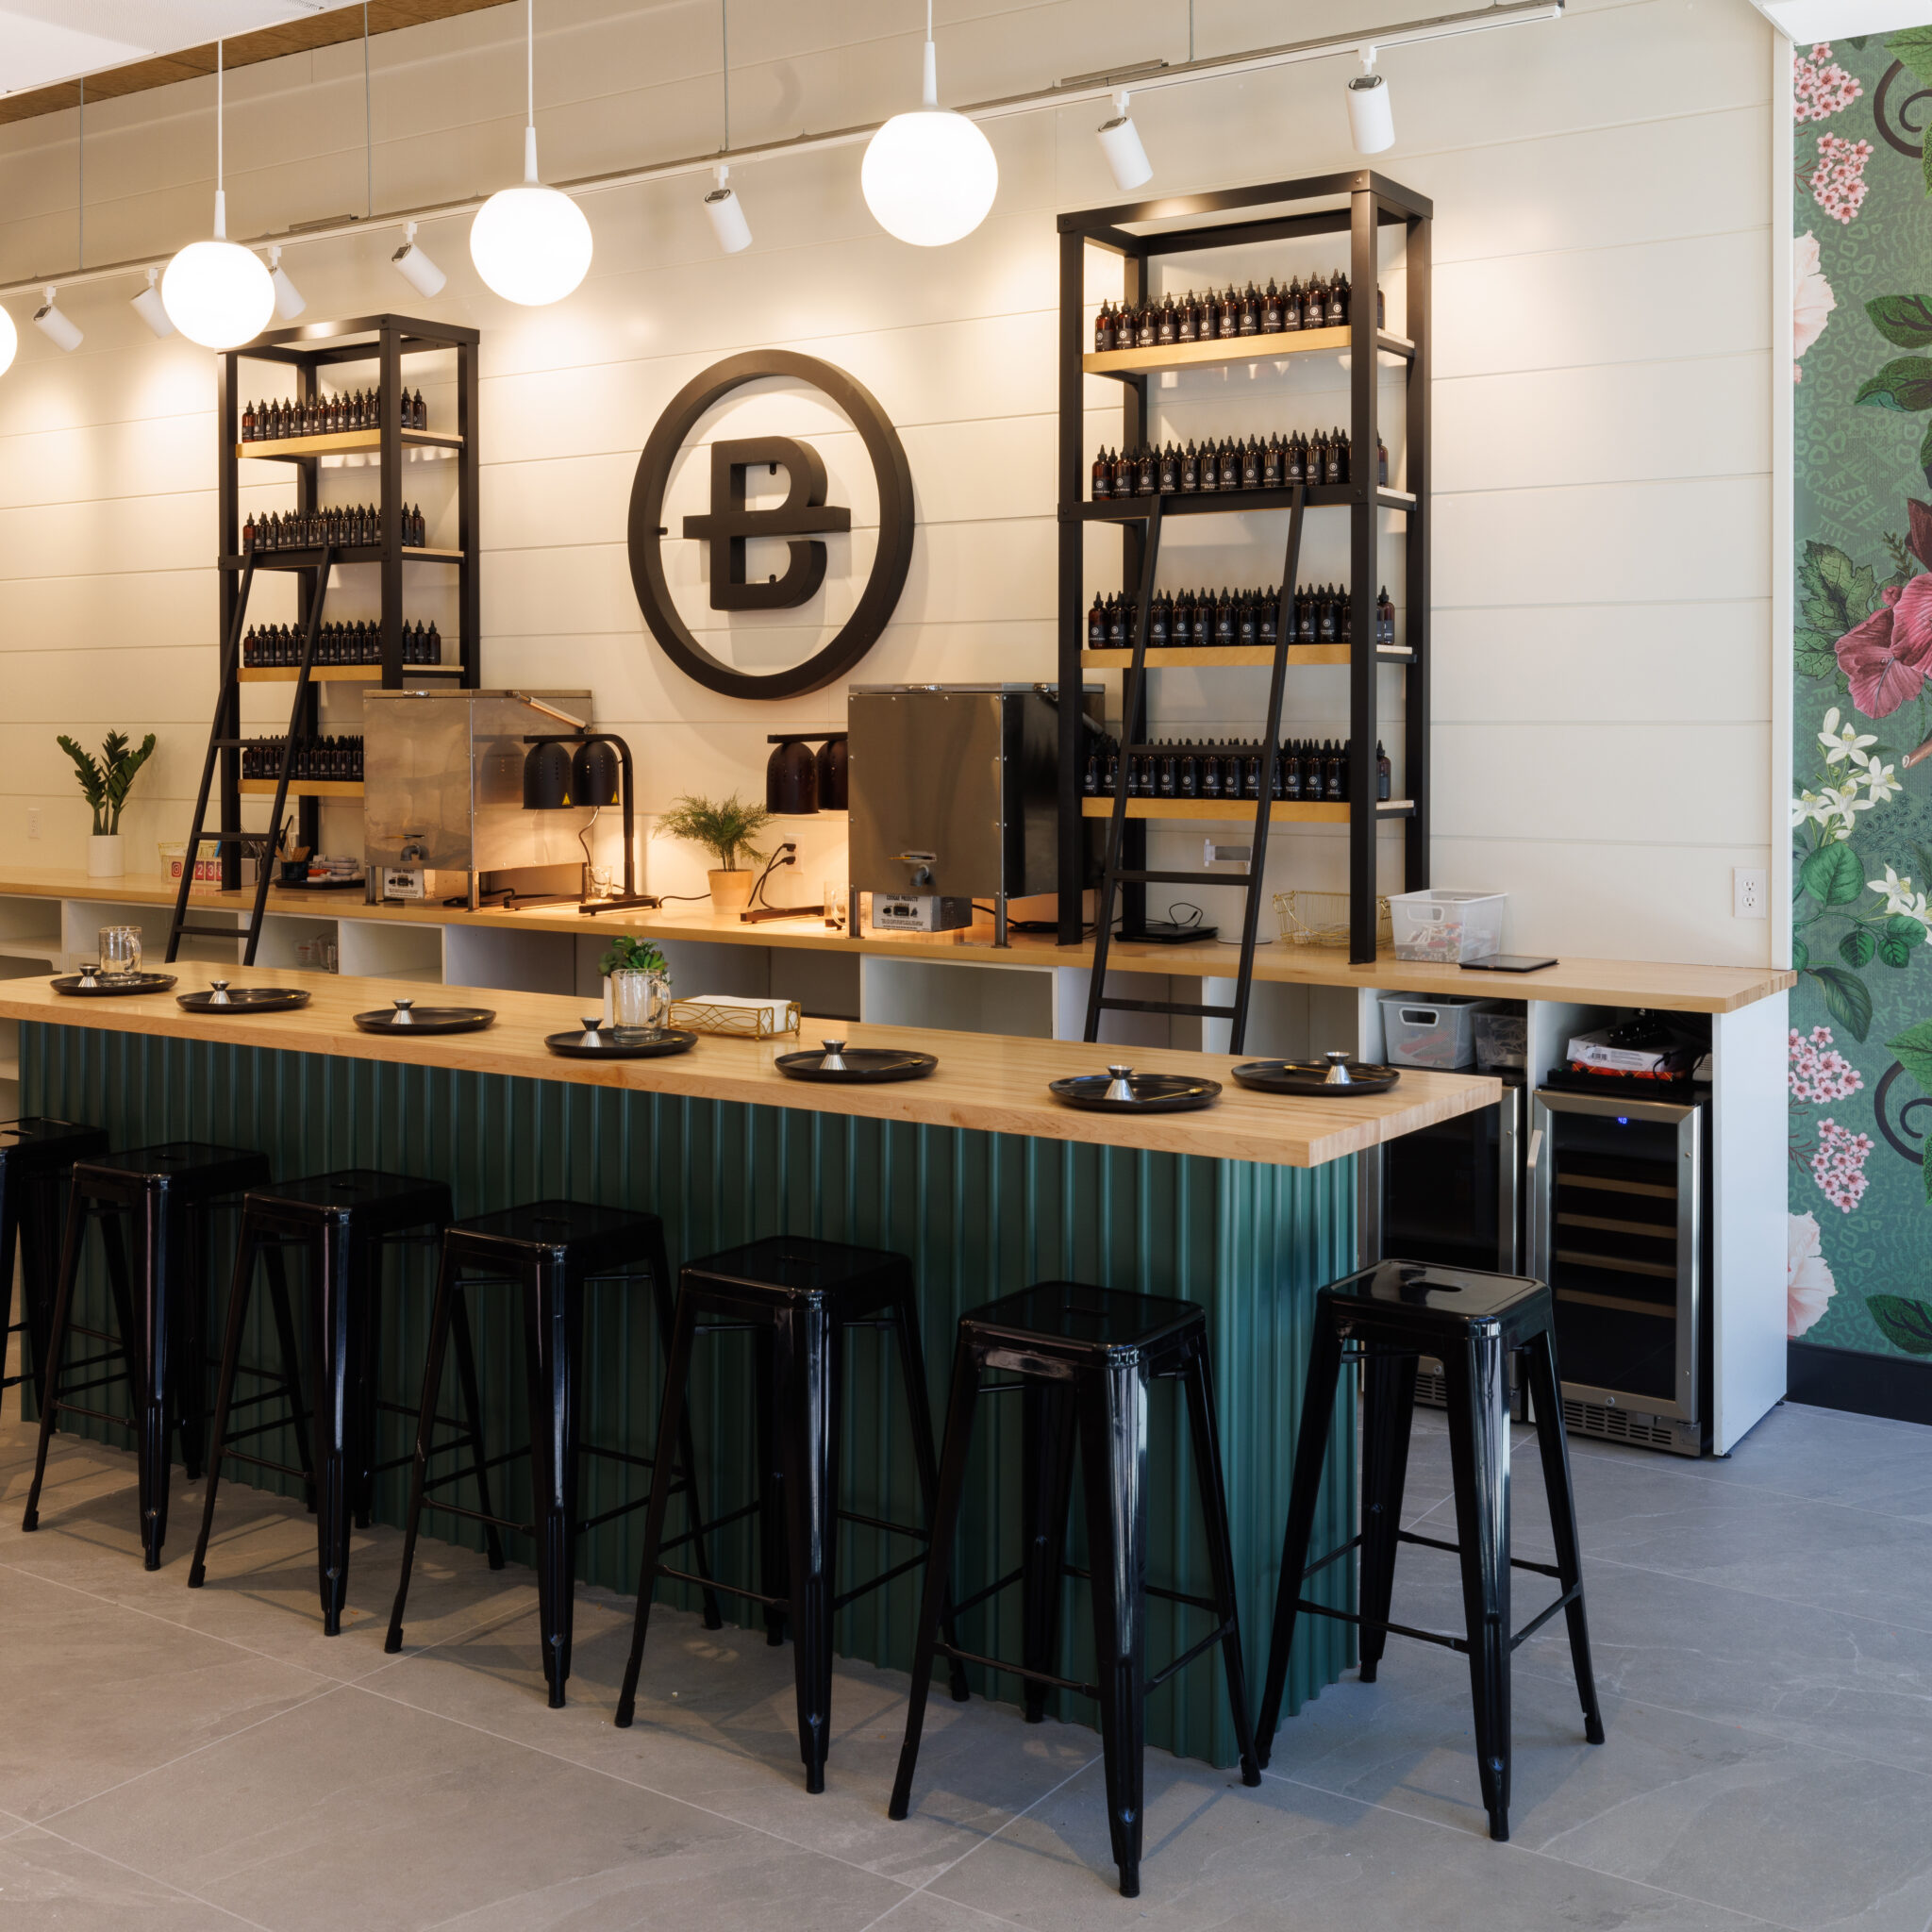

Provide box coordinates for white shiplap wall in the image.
[0,0,1775,960]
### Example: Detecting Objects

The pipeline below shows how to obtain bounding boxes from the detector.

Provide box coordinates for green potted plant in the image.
[656,792,772,915]
[597,933,670,1027]
[58,729,157,879]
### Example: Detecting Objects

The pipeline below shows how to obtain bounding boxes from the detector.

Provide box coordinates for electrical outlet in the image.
[1203,840,1251,870]
[1733,866,1767,919]
[25,808,41,841]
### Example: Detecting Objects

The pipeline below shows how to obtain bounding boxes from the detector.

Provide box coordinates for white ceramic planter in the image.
[87,833,124,878]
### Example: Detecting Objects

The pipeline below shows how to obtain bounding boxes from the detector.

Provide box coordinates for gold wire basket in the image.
[666,996,802,1039]
[1274,891,1392,950]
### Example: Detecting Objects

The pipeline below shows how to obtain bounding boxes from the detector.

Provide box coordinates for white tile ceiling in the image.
[1745,0,1932,38]
[0,2,329,97]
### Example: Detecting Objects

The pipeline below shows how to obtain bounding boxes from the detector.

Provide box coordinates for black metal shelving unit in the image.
[168,312,480,964]
[1057,171,1431,1008]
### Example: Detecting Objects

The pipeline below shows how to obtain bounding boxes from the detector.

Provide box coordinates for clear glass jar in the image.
[608,967,670,1030]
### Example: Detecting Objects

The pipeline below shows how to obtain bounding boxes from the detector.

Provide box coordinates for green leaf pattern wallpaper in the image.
[1792,35,1932,1361]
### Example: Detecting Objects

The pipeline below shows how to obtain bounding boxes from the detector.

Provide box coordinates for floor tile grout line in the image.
[1256,1765,1805,1932]
[9,1818,282,1930]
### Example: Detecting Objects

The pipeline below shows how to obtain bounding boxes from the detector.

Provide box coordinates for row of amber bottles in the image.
[242,503,430,551]
[1084,737,1391,803]
[1089,585,1397,650]
[242,735,365,782]
[1091,429,1385,499]
[1094,275,1384,352]
[241,389,428,440]
[242,620,442,668]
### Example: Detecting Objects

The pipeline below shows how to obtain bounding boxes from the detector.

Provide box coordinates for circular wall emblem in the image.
[626,349,915,701]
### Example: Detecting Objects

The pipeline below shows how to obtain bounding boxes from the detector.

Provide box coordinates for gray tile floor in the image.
[3,1391,1929,1931]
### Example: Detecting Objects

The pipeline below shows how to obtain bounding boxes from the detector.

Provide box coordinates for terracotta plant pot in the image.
[708,868,754,915]
[87,834,125,878]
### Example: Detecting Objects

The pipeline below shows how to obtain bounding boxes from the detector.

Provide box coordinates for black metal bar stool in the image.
[187,1170,503,1634]
[615,1233,966,1794]
[0,1118,108,1409]
[22,1141,271,1569]
[386,1199,722,1707]
[1255,1259,1606,1842]
[890,1282,1260,1900]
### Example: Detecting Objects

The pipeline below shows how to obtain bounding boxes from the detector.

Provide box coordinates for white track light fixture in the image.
[1346,45,1395,154]
[861,0,997,246]
[162,42,275,348]
[1096,90,1152,192]
[131,266,174,337]
[267,245,307,320]
[705,166,752,252]
[33,287,82,352]
[391,222,446,297]
[470,0,593,305]
[0,304,16,375]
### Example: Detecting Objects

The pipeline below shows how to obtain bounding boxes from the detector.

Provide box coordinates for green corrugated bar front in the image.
[20,1019,1356,1767]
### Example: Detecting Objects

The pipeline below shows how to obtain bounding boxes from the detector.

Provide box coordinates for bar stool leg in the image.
[1020,1377,1076,1724]
[1076,1357,1149,1900]
[21,1185,88,1532]
[384,1241,462,1654]
[132,1195,175,1570]
[1357,1348,1420,1684]
[444,1286,506,1571]
[190,1218,266,1588]
[615,1289,703,1727]
[776,1296,841,1792]
[1255,1315,1346,1763]
[754,1323,789,1647]
[350,1233,382,1531]
[15,1171,62,1410]
[1177,1333,1261,1785]
[883,1273,971,1706]
[1442,1327,1513,1841]
[173,1201,209,1484]
[642,1223,720,1630]
[312,1217,358,1633]
[1521,1330,1606,1747]
[259,1241,317,1512]
[522,1255,586,1707]
[890,1335,983,1822]
[0,1163,21,1400]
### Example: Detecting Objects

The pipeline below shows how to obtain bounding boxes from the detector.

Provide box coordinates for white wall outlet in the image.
[25,808,41,840]
[1203,840,1252,870]
[1733,866,1767,919]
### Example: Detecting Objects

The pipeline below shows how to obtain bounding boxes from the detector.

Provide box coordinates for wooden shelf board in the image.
[1079,797,1415,823]
[1080,644,1413,668]
[223,546,464,569]
[0,935,61,961]
[1083,327,1415,376]
[239,779,364,798]
[1077,486,1415,521]
[239,664,460,682]
[236,427,463,460]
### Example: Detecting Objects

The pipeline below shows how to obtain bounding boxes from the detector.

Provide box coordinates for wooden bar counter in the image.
[8,963,1486,1767]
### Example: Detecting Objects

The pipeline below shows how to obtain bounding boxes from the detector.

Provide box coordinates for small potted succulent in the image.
[597,933,670,1028]
[656,792,772,915]
[58,729,157,878]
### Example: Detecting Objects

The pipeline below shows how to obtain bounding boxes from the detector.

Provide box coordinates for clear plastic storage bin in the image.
[1388,889,1507,965]
[1380,991,1497,1070]
[1473,1010,1527,1070]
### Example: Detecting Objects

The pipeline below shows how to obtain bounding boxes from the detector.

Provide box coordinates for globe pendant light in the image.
[470,0,592,306]
[0,304,17,376]
[161,42,275,350]
[861,0,997,247]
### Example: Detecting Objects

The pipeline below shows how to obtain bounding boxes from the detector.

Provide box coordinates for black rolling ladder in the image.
[1083,489,1307,1053]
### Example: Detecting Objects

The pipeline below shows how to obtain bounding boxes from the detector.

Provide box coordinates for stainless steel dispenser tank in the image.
[363,690,594,907]
[846,683,1100,940]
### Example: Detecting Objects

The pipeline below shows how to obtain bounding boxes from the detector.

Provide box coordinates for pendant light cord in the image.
[721,0,729,150]
[363,3,373,218]
[214,40,226,237]
[523,0,539,181]
[76,79,83,268]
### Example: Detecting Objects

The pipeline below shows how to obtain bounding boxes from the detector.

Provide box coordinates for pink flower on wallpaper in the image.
[1788,1211,1838,1338]
[1833,574,1932,716]
[1790,1024,1864,1103]
[1794,43,1863,124]
[1810,1117,1874,1211]
[1793,231,1837,382]
[1809,131,1874,225]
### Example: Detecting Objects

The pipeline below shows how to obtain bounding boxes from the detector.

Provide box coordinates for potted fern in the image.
[58,730,157,878]
[657,792,772,915]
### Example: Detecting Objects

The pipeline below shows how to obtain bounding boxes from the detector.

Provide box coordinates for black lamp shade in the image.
[572,738,621,807]
[816,734,848,811]
[523,740,575,809]
[766,739,818,815]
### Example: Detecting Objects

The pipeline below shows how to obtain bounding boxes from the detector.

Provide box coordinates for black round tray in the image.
[775,1042,938,1083]
[177,986,311,1015]
[544,1023,698,1060]
[1049,1071,1222,1113]
[51,973,176,997]
[1232,1058,1402,1096]
[354,1003,495,1036]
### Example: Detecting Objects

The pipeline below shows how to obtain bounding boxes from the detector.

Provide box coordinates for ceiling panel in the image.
[0,2,329,97]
